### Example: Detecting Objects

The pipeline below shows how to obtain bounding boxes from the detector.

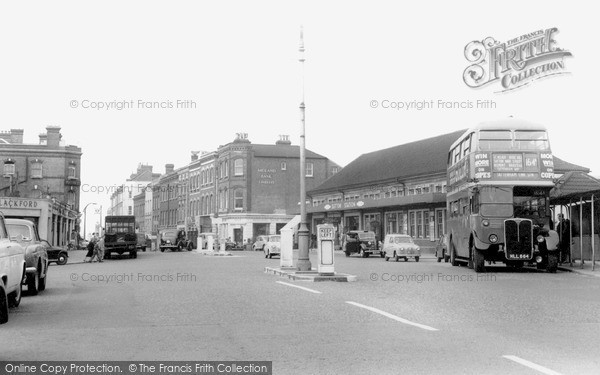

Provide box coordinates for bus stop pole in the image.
[592,195,596,271]
[580,196,584,268]
[569,200,573,267]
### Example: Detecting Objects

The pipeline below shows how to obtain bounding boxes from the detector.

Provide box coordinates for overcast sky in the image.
[1,1,597,227]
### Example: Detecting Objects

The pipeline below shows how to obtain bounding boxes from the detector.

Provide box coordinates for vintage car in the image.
[160,229,192,252]
[45,242,69,265]
[252,235,269,251]
[382,234,421,262]
[0,216,26,324]
[263,235,281,259]
[343,230,382,258]
[435,234,449,263]
[5,218,49,295]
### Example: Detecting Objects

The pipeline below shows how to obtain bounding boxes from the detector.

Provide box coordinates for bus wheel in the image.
[450,241,459,267]
[546,253,558,273]
[472,245,485,273]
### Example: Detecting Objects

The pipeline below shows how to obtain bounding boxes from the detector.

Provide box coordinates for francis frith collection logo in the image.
[463,27,572,92]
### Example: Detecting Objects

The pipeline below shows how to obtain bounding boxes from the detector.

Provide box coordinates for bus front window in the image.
[478,186,513,217]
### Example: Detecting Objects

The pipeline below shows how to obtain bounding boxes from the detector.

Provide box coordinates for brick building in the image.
[0,126,82,246]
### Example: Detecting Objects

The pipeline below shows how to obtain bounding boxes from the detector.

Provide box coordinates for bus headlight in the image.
[482,220,490,227]
[537,235,545,243]
[489,234,498,243]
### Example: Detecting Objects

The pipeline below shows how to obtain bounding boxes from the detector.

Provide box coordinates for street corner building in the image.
[125,134,340,248]
[0,126,82,246]
[306,127,589,252]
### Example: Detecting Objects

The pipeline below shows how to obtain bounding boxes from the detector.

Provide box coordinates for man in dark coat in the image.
[556,214,571,263]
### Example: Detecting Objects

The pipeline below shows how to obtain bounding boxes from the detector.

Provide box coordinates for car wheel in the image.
[359,249,365,258]
[39,273,46,291]
[57,253,68,265]
[415,256,420,262]
[380,251,385,258]
[268,251,273,259]
[7,281,22,308]
[0,286,8,324]
[404,257,408,262]
[437,255,442,263]
[394,252,400,262]
[345,251,350,257]
[160,248,165,252]
[385,255,389,261]
[27,271,40,296]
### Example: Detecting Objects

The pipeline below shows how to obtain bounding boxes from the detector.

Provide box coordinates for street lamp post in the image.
[83,202,97,241]
[297,26,312,272]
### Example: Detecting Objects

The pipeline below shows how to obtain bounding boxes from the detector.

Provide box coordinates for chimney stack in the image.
[10,129,24,144]
[276,134,291,146]
[46,126,62,148]
[165,164,174,174]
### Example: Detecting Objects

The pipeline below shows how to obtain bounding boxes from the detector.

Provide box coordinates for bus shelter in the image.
[550,171,600,270]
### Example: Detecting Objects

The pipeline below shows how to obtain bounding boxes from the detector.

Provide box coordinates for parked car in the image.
[342,230,382,258]
[252,235,269,251]
[435,234,449,263]
[0,216,26,324]
[45,242,69,265]
[382,234,421,262]
[5,218,49,295]
[263,235,281,258]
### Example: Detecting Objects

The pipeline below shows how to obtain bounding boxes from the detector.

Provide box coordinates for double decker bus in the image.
[446,119,560,273]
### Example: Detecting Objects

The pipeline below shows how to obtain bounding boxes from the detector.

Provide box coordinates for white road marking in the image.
[276,281,322,294]
[345,301,438,331]
[503,355,563,375]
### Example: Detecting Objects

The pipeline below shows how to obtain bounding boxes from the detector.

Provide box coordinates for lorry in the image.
[103,215,138,259]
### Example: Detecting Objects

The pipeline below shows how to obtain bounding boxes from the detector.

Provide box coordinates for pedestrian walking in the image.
[84,233,98,263]
[90,235,105,263]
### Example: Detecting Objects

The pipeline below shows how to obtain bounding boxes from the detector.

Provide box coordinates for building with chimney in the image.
[0,126,82,246]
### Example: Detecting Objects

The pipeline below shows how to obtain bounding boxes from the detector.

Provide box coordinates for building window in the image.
[234,189,243,209]
[281,162,287,171]
[68,165,76,179]
[234,159,243,176]
[128,206,132,215]
[225,161,229,177]
[305,162,313,177]
[3,162,15,176]
[30,160,43,178]
[332,166,339,174]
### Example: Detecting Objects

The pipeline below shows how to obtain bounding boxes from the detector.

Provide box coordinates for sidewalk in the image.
[558,260,600,278]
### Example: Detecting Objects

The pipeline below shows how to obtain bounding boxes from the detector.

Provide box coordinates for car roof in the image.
[385,234,411,237]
